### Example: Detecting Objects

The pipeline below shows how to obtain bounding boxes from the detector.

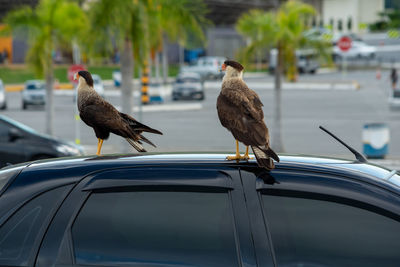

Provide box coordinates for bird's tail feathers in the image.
[251,146,279,170]
[265,147,280,162]
[120,112,162,135]
[126,138,147,152]
[135,122,163,135]
[139,134,157,148]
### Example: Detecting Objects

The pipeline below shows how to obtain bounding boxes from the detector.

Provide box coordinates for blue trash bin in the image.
[112,70,121,87]
[362,123,390,159]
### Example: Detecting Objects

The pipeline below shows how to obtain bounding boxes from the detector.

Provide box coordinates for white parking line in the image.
[111,103,203,113]
[133,103,203,112]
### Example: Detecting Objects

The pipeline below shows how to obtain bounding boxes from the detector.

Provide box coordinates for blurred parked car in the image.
[0,115,83,167]
[0,79,7,110]
[172,72,204,101]
[1,152,400,266]
[333,41,376,60]
[22,80,46,109]
[269,49,319,74]
[389,88,400,110]
[304,28,363,45]
[331,33,363,45]
[92,74,105,98]
[181,56,226,80]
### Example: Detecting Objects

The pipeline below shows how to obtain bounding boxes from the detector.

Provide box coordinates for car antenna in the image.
[319,126,367,163]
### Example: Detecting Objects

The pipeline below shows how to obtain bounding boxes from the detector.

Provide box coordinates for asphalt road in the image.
[1,69,399,163]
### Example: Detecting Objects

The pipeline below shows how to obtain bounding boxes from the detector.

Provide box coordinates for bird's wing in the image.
[218,79,270,146]
[217,93,267,145]
[80,100,123,133]
[221,78,264,121]
[217,93,247,133]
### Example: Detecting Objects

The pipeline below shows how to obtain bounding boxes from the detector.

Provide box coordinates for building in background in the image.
[0,0,38,63]
[203,0,281,58]
[321,0,384,34]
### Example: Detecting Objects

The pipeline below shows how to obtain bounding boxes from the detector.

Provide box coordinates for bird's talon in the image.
[226,155,253,161]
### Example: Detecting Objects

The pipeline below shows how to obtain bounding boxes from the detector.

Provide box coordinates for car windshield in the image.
[93,76,101,84]
[26,83,45,90]
[0,115,37,135]
[176,77,199,83]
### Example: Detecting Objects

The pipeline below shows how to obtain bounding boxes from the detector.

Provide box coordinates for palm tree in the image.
[86,0,208,113]
[3,0,87,135]
[157,0,209,83]
[236,0,328,152]
[85,0,149,117]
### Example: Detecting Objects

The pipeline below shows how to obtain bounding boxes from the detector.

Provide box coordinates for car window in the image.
[26,83,45,90]
[0,186,71,266]
[177,77,199,83]
[72,191,239,267]
[261,193,400,267]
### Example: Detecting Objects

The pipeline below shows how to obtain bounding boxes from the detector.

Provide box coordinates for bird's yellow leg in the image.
[96,138,104,156]
[226,140,241,161]
[242,146,253,160]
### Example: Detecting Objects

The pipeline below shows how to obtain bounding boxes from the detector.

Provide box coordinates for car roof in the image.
[9,153,398,190]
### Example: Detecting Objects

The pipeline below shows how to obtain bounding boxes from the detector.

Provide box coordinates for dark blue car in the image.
[1,153,400,266]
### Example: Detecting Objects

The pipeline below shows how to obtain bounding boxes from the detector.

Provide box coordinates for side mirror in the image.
[9,128,23,142]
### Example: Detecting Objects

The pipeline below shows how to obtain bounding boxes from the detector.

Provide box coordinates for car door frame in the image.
[36,165,259,267]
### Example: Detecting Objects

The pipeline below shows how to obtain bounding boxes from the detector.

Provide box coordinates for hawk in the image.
[74,70,162,155]
[217,60,279,170]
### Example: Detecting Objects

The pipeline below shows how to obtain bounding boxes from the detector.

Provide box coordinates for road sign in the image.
[338,36,352,52]
[68,64,85,83]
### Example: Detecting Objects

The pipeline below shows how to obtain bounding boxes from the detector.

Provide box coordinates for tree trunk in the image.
[257,49,262,71]
[120,38,134,153]
[120,38,134,115]
[45,60,54,136]
[179,43,184,67]
[155,52,160,84]
[162,35,169,85]
[272,44,284,152]
[44,36,54,136]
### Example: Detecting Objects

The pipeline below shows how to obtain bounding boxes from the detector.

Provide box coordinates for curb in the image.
[5,85,23,92]
[5,83,74,92]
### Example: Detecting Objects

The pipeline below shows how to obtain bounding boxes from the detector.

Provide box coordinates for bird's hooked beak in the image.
[74,73,79,80]
[220,63,226,72]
